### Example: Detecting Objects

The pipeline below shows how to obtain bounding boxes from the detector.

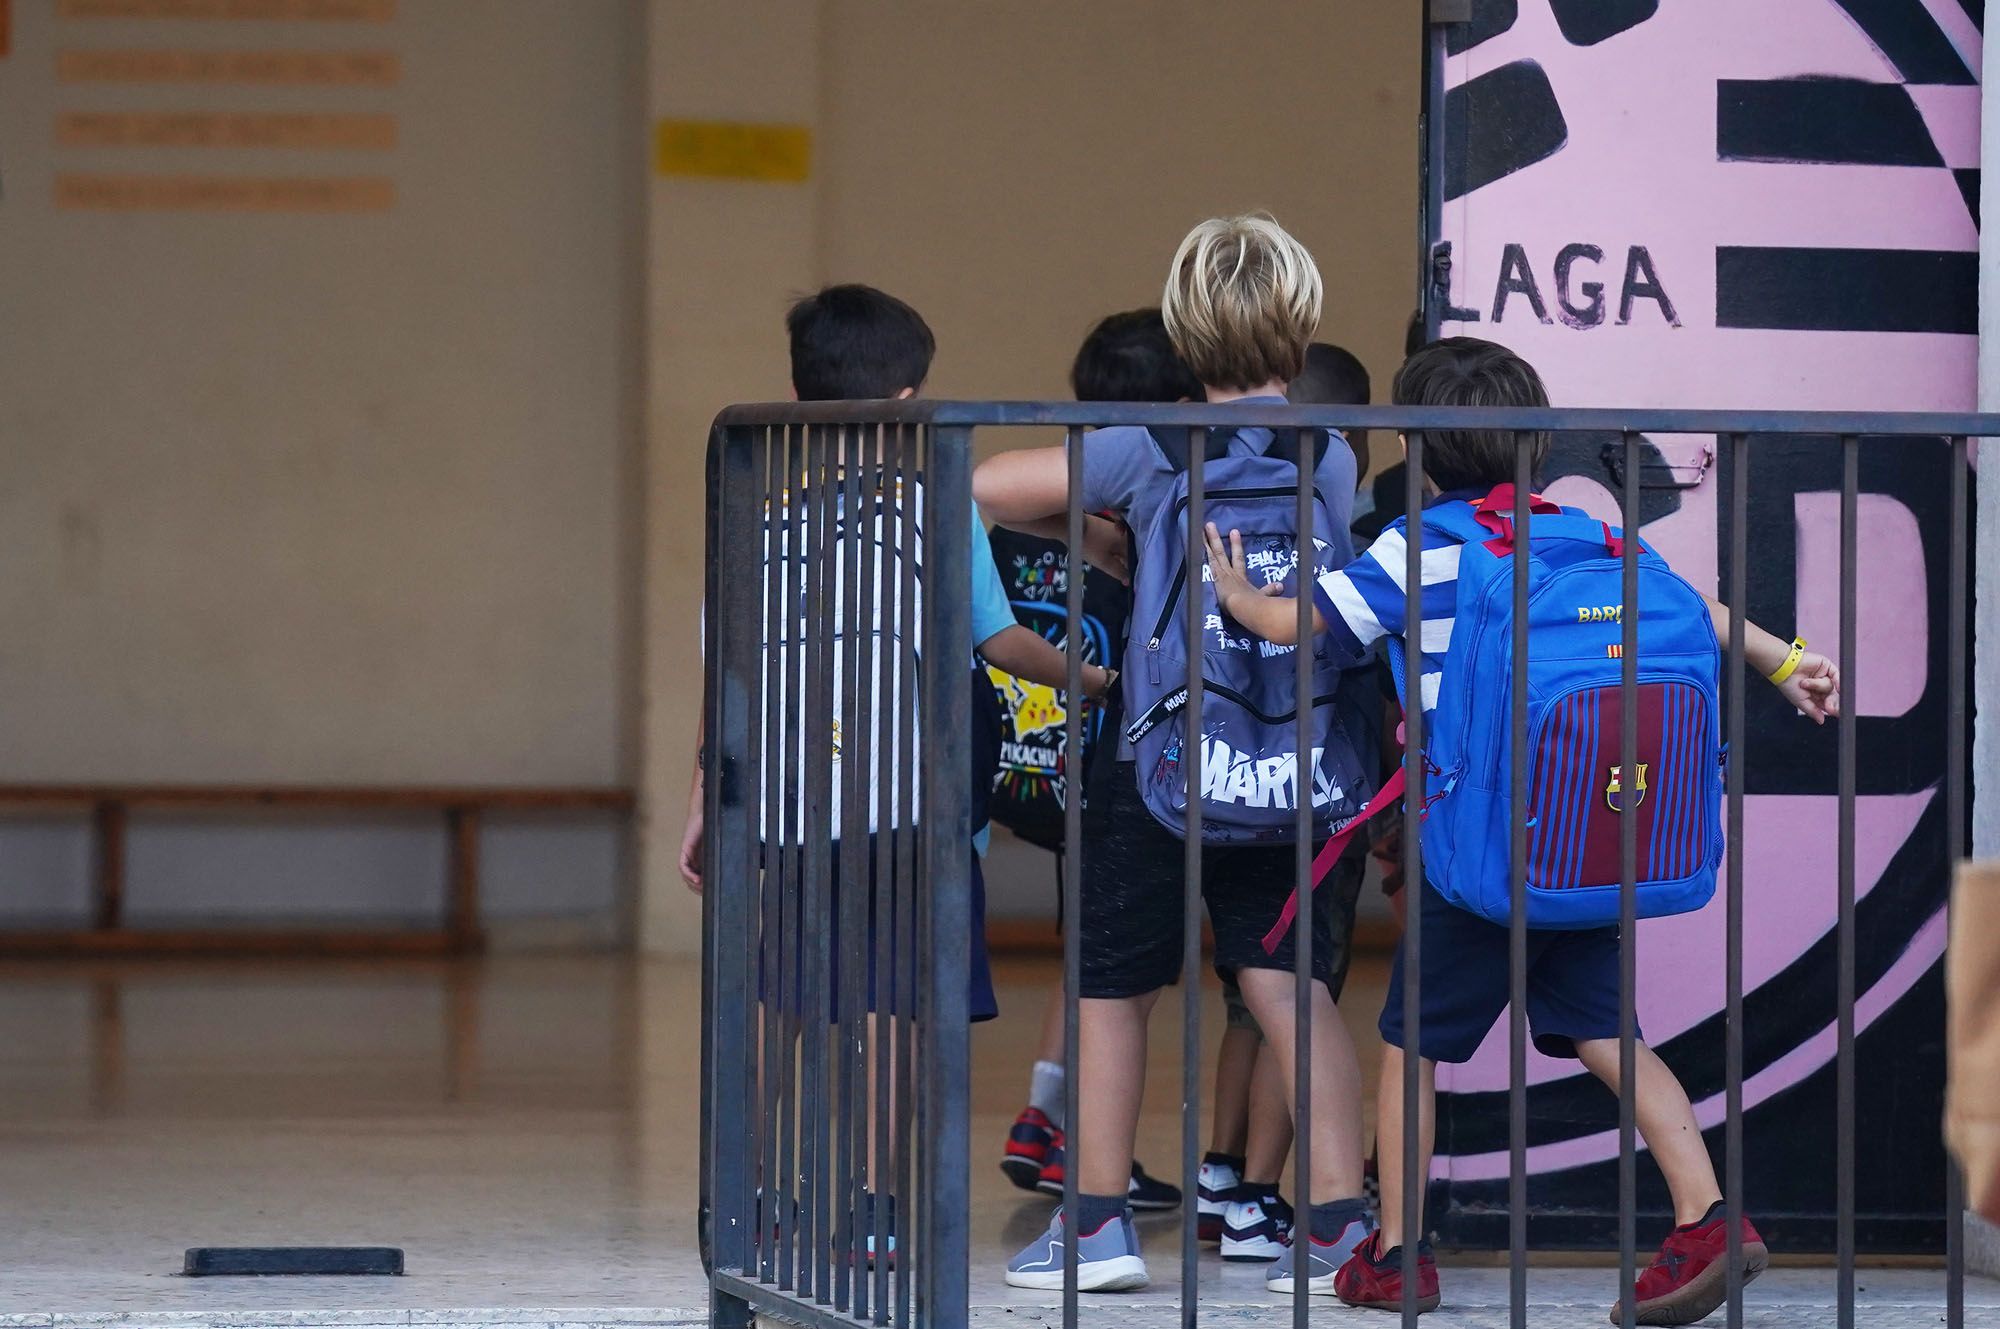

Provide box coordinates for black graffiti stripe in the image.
[1832,0,1976,84]
[1955,167,1980,225]
[1436,792,1951,1154]
[1549,0,1658,46]
[1717,78,1943,166]
[1960,0,1982,30]
[1715,246,1977,335]
[1445,0,1516,55]
[1444,60,1567,201]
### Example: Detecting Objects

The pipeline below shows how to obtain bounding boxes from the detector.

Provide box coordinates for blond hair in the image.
[1161,214,1323,392]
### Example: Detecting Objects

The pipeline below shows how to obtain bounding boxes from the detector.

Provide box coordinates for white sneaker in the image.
[1220,1191,1293,1262]
[1196,1159,1241,1243]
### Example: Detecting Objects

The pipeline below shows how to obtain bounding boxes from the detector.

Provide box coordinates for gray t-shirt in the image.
[1079,398,1360,759]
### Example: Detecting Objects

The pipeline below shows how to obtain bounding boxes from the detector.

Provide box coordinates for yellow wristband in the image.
[1767,636,1807,686]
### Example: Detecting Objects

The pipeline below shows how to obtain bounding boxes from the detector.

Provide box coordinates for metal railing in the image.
[701,399,1982,1329]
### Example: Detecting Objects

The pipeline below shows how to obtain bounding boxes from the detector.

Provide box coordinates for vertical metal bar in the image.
[1062,426,1084,1329]
[921,422,975,1329]
[1836,435,1858,1329]
[892,422,919,1329]
[804,423,839,1303]
[1508,437,1531,1329]
[1182,426,1205,1329]
[856,422,888,1320]
[837,425,868,1310]
[1293,427,1315,1329]
[760,423,787,1286]
[1725,435,1748,1329]
[1401,432,1425,1329]
[1618,430,1639,1329]
[777,424,805,1292]
[1946,434,1968,1329]
[707,422,762,1329]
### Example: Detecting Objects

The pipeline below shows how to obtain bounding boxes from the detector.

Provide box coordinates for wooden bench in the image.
[0,785,635,956]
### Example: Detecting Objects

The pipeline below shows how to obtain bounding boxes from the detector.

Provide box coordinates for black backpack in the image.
[981,528,1131,851]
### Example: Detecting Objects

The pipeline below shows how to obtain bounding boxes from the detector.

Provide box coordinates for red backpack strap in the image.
[1470,484,1562,556]
[1260,768,1407,955]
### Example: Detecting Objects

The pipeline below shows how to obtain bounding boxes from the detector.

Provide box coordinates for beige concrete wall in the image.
[640,0,1419,950]
[0,0,644,788]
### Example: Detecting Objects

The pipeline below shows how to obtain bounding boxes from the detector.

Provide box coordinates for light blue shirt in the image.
[969,501,1014,856]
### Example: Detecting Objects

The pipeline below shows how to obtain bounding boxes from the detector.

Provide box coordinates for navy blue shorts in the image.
[758,836,999,1024]
[1379,880,1633,1063]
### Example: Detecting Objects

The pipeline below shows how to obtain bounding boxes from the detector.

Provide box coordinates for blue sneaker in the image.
[1267,1214,1372,1295]
[1004,1207,1148,1292]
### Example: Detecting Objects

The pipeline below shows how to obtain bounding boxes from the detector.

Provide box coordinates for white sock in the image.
[1029,1060,1065,1126]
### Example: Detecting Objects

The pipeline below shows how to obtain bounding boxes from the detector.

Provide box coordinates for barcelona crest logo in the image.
[1605,762,1649,813]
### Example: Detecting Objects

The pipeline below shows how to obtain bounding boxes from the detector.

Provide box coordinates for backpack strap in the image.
[1149,425,1333,475]
[1259,766,1406,954]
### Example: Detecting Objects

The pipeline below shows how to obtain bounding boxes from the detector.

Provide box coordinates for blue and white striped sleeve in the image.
[1312,525,1462,657]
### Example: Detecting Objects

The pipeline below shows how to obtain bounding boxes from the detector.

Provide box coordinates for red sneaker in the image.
[1333,1231,1440,1314]
[1613,1204,1769,1326]
[1000,1107,1056,1191]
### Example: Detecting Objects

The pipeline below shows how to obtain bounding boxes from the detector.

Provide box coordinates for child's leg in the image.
[1242,1043,1295,1184]
[1209,1020,1260,1158]
[1075,990,1160,1195]
[1373,1044,1437,1250]
[1236,968,1364,1202]
[1574,1038,1722,1226]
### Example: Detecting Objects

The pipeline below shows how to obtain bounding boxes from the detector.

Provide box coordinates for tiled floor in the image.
[0,953,1991,1327]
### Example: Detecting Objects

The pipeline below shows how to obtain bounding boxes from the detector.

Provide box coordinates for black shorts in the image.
[1379,880,1630,1063]
[1077,761,1364,1001]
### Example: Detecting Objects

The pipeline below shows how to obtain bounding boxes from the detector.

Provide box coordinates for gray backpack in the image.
[1120,427,1371,844]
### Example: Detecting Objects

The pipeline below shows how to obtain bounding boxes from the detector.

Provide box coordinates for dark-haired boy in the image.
[1204,337,1839,1323]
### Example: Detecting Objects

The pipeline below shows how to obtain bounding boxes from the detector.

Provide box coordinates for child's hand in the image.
[1778,650,1841,724]
[1203,522,1280,618]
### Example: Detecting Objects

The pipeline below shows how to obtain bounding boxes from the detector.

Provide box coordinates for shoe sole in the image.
[1221,1236,1287,1263]
[1340,1291,1442,1312]
[1000,1155,1046,1192]
[1005,1256,1149,1293]
[1266,1274,1341,1295]
[1615,1242,1769,1327]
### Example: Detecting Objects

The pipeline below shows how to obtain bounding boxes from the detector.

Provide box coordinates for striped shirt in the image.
[1310,491,1482,721]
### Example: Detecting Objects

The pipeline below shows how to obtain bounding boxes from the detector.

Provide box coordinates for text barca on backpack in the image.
[1121,425,1371,844]
[1414,487,1724,928]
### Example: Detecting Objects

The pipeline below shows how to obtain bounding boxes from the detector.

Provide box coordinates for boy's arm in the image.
[973,448,1071,525]
[996,514,1132,584]
[1203,523,1327,647]
[679,714,705,892]
[1704,596,1842,723]
[979,624,1114,698]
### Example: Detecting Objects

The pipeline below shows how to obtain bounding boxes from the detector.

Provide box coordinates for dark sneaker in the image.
[1035,1139,1182,1211]
[1268,1213,1373,1295]
[1219,1189,1293,1262]
[1334,1231,1441,1313]
[1612,1205,1768,1326]
[1004,1206,1148,1292]
[1196,1157,1241,1243]
[1002,1106,1057,1191]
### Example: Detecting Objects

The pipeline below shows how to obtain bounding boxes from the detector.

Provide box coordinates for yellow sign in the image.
[655,119,811,183]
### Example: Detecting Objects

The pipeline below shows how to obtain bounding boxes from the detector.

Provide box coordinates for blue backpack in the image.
[1121,426,1371,844]
[1414,487,1724,928]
